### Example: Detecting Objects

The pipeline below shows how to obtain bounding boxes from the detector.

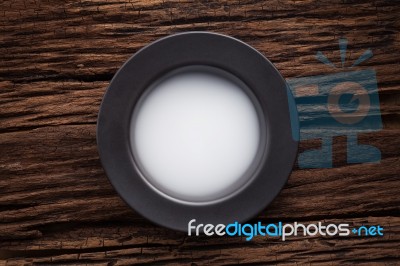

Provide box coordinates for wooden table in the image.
[1,0,399,265]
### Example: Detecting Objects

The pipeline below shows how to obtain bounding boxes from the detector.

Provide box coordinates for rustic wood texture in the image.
[0,0,399,265]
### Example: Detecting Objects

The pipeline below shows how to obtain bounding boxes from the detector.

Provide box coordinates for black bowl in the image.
[97,32,298,231]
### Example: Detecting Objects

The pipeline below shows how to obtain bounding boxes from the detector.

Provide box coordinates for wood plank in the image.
[0,0,399,264]
[1,217,399,265]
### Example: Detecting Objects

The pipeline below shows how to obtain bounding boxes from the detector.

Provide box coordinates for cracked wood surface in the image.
[0,0,399,265]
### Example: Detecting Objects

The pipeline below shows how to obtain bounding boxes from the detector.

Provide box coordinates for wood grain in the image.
[1,0,399,265]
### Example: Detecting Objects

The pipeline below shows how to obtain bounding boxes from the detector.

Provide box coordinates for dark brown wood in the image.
[0,0,399,265]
